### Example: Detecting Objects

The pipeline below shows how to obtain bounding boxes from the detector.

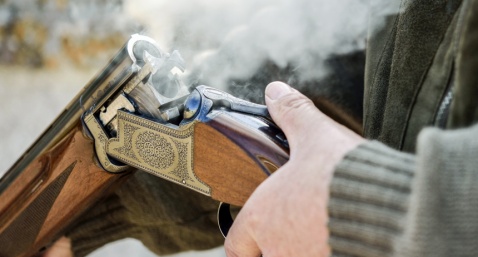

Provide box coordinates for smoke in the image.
[125,0,399,89]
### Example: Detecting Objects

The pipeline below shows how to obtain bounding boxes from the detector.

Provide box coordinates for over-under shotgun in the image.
[0,35,289,257]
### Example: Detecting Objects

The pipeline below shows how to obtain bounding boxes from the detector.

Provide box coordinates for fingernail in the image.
[265,82,291,100]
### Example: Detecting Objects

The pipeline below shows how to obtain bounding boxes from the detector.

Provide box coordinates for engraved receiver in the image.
[83,34,290,207]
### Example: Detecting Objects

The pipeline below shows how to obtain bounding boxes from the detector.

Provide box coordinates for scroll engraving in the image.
[107,111,211,195]
[135,131,174,169]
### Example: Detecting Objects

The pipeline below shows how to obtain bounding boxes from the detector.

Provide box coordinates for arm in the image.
[398,125,478,256]
[330,122,478,257]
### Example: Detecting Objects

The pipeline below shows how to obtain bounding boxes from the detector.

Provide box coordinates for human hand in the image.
[224,81,365,257]
[38,236,73,257]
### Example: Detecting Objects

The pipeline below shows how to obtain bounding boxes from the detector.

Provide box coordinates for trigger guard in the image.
[217,202,234,238]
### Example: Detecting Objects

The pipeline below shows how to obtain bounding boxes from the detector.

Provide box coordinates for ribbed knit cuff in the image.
[328,141,415,257]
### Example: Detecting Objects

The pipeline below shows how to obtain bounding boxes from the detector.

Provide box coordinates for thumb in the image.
[265,81,324,150]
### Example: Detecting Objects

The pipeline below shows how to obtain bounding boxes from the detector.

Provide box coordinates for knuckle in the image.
[243,206,260,230]
[280,93,313,109]
[277,93,314,117]
[273,93,316,130]
[224,238,241,257]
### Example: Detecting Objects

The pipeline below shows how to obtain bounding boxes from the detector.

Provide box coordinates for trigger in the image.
[217,202,234,238]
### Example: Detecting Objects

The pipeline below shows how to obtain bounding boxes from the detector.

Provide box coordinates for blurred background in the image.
[0,0,388,256]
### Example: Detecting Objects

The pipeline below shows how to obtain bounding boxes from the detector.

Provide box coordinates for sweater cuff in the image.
[328,141,415,257]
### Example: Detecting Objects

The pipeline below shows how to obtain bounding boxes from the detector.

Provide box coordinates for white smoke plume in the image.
[125,0,399,89]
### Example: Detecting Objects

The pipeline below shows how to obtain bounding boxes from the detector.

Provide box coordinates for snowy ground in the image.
[0,66,225,257]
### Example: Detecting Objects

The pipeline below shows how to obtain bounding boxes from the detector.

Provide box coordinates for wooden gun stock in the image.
[0,113,287,257]
[0,124,132,257]
[194,112,288,206]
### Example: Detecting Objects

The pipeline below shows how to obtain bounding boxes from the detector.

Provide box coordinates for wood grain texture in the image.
[0,123,132,257]
[193,113,289,206]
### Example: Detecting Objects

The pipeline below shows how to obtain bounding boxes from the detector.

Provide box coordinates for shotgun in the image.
[0,34,289,257]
